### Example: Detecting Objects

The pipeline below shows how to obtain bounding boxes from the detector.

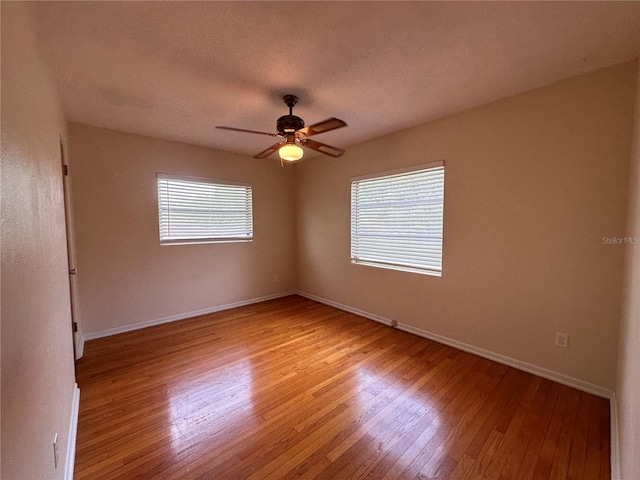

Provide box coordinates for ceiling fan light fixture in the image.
[279,143,304,162]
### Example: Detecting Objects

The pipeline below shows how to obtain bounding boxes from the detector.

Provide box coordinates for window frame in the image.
[350,161,445,277]
[156,173,253,245]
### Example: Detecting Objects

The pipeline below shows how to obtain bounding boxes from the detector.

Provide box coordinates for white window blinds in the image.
[157,175,253,244]
[350,162,444,276]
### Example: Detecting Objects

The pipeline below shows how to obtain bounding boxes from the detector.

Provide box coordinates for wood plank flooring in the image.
[74,295,610,480]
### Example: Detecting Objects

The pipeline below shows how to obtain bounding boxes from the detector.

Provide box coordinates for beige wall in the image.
[68,124,296,335]
[296,61,637,391]
[617,61,640,480]
[1,3,77,479]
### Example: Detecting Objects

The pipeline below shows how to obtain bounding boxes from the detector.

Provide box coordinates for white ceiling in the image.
[35,2,640,159]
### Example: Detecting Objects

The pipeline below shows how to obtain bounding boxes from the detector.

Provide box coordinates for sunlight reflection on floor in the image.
[167,358,257,454]
[353,365,443,472]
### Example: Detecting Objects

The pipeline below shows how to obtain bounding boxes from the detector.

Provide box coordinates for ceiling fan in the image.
[216,95,347,162]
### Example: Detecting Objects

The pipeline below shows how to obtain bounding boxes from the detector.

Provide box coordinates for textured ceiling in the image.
[35,2,640,159]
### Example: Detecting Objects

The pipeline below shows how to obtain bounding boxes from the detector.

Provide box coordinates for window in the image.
[157,174,253,244]
[350,161,444,276]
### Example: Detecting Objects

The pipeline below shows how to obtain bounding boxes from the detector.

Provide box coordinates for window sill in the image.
[351,259,442,277]
[160,239,253,246]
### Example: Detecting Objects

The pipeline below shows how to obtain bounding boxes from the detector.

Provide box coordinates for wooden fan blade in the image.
[254,143,282,159]
[302,139,345,158]
[216,126,280,138]
[297,118,347,137]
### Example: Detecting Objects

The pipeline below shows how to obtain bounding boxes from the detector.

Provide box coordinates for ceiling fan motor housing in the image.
[277,95,304,135]
[277,115,304,135]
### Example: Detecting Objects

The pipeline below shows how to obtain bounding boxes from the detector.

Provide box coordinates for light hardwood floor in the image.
[74,295,610,480]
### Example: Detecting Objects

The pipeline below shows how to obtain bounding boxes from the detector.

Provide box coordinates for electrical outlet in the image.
[272,275,278,283]
[53,433,59,468]
[555,332,569,348]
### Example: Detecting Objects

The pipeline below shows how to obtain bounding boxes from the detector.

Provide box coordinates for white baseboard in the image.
[610,392,620,480]
[297,291,614,400]
[64,383,80,480]
[82,291,296,343]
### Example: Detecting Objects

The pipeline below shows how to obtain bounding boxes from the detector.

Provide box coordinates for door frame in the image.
[60,140,81,360]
